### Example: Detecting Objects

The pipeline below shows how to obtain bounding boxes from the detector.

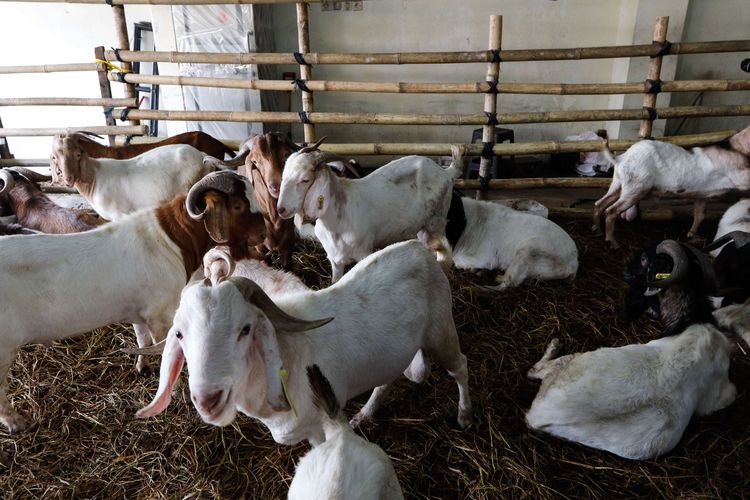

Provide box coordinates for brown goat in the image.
[206,132,299,269]
[0,168,105,234]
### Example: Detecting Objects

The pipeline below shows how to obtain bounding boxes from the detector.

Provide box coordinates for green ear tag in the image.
[655,273,671,279]
[279,368,297,417]
[317,195,325,210]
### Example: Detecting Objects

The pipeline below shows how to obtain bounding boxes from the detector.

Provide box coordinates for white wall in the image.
[0,3,152,157]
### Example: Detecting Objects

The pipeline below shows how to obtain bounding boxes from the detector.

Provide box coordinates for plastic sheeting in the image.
[173,5,268,139]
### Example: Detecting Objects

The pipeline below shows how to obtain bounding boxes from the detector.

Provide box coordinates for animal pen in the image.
[1,1,750,498]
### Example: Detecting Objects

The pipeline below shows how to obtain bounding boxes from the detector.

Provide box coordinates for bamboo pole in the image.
[119,129,736,156]
[456,177,611,190]
[114,103,750,125]
[548,206,723,222]
[0,0,321,3]
[95,46,118,146]
[0,159,51,167]
[0,63,98,74]
[478,15,501,201]
[296,2,315,143]
[0,97,136,107]
[102,40,750,66]
[0,125,147,137]
[108,73,750,95]
[640,17,669,138]
[111,4,139,126]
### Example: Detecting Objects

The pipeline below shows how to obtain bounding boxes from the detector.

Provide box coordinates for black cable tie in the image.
[124,135,134,146]
[104,0,113,5]
[293,52,309,66]
[651,40,672,58]
[479,174,491,191]
[490,49,502,63]
[298,111,311,124]
[481,141,494,160]
[645,78,662,94]
[111,47,123,62]
[484,111,498,126]
[293,78,311,93]
[115,72,127,83]
[103,106,114,119]
[120,107,132,121]
[643,106,658,121]
[485,80,498,94]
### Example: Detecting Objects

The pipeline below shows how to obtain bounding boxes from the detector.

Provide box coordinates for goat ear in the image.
[202,192,230,243]
[302,170,330,219]
[136,332,184,418]
[252,320,291,412]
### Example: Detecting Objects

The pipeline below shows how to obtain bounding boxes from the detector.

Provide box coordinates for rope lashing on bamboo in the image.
[485,80,499,94]
[298,111,311,124]
[643,106,658,121]
[103,106,114,119]
[95,59,129,73]
[111,47,124,62]
[485,112,499,126]
[651,40,673,58]
[293,79,311,92]
[646,79,662,93]
[120,107,133,121]
[293,52,309,66]
[490,50,502,63]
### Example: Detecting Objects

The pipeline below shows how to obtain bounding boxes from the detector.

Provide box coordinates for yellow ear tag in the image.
[655,273,671,279]
[317,195,325,210]
[279,368,297,417]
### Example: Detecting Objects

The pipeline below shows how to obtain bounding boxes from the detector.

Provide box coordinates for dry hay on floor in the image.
[1,217,749,499]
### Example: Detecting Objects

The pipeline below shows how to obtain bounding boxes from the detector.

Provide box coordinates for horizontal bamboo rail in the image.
[115,104,750,125]
[110,73,750,95]
[0,125,147,137]
[455,177,611,190]
[0,0,319,3]
[0,63,98,74]
[548,206,723,221]
[119,130,735,156]
[0,159,51,167]
[0,97,136,107]
[103,40,750,66]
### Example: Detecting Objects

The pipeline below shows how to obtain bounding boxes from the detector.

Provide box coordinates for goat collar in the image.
[446,190,467,249]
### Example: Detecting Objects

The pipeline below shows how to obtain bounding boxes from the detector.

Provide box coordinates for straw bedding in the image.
[1,216,748,499]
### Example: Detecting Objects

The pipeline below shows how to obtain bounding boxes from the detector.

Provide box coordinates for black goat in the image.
[705,231,750,307]
[624,240,716,337]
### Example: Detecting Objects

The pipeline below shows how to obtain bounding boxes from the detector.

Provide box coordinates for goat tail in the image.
[306,364,341,420]
[445,144,467,179]
[601,144,618,169]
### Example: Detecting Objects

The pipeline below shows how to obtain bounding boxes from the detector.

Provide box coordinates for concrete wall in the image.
[665,0,750,135]
[0,0,746,159]
[0,4,151,157]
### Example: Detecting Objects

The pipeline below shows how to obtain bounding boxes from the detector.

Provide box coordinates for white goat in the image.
[453,198,578,288]
[50,141,216,220]
[526,326,736,460]
[137,240,473,445]
[710,199,750,257]
[714,297,750,348]
[592,127,750,248]
[287,365,404,500]
[276,139,465,282]
[0,171,264,433]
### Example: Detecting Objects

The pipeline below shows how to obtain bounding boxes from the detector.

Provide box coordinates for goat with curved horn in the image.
[8,167,52,184]
[645,240,689,289]
[185,171,250,221]
[0,170,15,196]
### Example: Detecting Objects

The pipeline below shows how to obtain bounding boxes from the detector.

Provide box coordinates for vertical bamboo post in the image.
[0,116,13,160]
[94,46,117,146]
[296,2,315,143]
[111,5,140,126]
[477,14,502,201]
[639,16,669,138]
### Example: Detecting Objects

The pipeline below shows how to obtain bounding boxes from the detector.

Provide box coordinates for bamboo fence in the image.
[0,126,147,137]
[0,98,136,107]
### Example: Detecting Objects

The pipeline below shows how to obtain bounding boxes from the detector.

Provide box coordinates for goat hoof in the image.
[605,240,620,250]
[457,408,474,429]
[349,412,370,429]
[137,363,155,377]
[1,412,29,434]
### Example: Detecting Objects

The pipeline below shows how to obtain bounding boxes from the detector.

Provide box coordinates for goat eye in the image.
[300,178,311,184]
[239,325,251,337]
[175,331,183,340]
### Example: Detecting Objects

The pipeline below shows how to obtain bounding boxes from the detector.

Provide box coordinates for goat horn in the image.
[203,150,249,170]
[645,240,689,288]
[185,171,246,220]
[8,167,52,183]
[704,231,750,253]
[0,169,15,196]
[204,246,235,284]
[121,339,166,356]
[298,136,328,155]
[228,276,333,332]
[76,130,104,140]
